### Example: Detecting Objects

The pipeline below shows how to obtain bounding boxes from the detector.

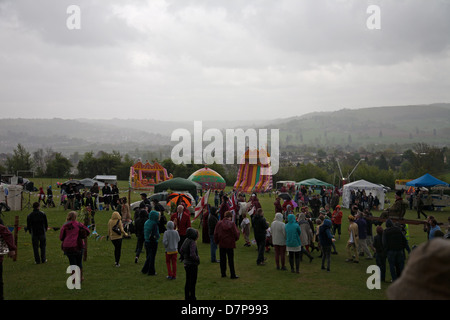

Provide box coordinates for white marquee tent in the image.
[342,179,385,210]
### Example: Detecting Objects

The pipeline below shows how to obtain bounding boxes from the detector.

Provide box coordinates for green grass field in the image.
[2,178,448,300]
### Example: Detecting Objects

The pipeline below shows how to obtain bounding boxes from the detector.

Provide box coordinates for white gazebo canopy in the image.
[342,179,385,210]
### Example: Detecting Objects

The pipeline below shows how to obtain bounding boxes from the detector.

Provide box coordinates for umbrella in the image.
[154,177,198,199]
[278,192,292,201]
[79,178,105,188]
[62,179,83,186]
[61,180,83,192]
[167,193,192,207]
[284,199,298,208]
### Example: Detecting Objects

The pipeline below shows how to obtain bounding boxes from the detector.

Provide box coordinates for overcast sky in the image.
[0,0,449,122]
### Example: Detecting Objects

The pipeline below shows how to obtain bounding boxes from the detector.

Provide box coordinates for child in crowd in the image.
[240,212,251,247]
[163,221,180,280]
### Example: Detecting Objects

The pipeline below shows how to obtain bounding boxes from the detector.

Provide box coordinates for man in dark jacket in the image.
[26,202,48,264]
[102,183,112,210]
[382,219,410,282]
[252,208,269,266]
[309,195,321,218]
[214,211,240,279]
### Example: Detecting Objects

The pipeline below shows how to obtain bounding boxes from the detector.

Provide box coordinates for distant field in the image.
[1,179,448,300]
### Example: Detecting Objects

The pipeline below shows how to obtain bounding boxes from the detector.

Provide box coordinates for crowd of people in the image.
[37,182,125,213]
[1,187,449,301]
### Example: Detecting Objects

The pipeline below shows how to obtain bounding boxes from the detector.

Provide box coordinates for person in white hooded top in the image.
[163,220,180,280]
[271,212,287,270]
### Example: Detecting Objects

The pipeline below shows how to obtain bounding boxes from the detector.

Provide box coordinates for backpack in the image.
[61,222,85,253]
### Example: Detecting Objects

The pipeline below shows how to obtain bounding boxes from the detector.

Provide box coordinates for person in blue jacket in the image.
[285,214,302,273]
[141,210,160,276]
[318,218,334,272]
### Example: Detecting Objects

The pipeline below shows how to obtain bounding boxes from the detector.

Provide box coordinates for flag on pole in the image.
[192,189,211,222]
[227,191,238,222]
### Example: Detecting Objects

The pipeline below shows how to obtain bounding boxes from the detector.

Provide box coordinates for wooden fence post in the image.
[13,216,18,261]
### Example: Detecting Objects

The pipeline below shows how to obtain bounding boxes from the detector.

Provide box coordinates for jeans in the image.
[184,264,198,300]
[112,239,122,264]
[209,234,218,262]
[332,223,341,237]
[387,250,404,281]
[256,238,265,264]
[219,247,236,278]
[31,234,46,264]
[288,251,300,272]
[375,252,386,282]
[141,241,158,275]
[66,250,83,269]
[135,236,145,257]
[321,245,331,270]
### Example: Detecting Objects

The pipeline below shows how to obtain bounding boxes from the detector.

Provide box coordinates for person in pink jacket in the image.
[1,218,17,300]
[60,211,90,281]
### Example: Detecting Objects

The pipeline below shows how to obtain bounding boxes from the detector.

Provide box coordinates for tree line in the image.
[1,143,449,189]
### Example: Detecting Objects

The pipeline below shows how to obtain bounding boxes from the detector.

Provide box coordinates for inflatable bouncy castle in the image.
[129,161,173,190]
[234,148,273,193]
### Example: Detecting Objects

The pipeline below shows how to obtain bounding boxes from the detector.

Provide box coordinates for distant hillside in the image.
[0,103,449,155]
[270,103,450,149]
[0,118,169,154]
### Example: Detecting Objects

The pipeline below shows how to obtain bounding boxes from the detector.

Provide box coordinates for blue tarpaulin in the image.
[405,173,449,187]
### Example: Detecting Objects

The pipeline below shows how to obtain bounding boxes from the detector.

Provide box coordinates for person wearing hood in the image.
[141,210,160,275]
[318,219,334,272]
[134,203,148,264]
[38,187,46,207]
[163,220,180,280]
[46,185,55,208]
[180,228,200,300]
[297,212,314,263]
[382,219,410,281]
[60,211,90,281]
[253,208,269,266]
[214,211,240,279]
[271,212,286,270]
[108,211,128,267]
[285,214,302,273]
[274,197,283,215]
